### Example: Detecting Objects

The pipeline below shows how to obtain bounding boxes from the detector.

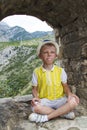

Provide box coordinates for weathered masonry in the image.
[0,0,87,109]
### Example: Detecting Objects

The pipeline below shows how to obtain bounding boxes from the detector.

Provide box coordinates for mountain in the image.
[0,22,10,31]
[0,22,53,42]
[31,31,52,38]
[0,22,10,42]
[5,26,33,41]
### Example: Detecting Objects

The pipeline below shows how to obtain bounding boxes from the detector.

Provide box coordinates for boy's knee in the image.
[33,105,42,113]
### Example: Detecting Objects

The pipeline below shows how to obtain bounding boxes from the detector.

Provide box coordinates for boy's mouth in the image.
[47,58,52,61]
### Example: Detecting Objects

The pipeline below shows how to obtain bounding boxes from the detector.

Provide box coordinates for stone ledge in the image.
[18,116,87,130]
[0,94,33,104]
[0,95,87,130]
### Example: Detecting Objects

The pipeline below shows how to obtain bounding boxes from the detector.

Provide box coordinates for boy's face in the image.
[39,44,57,65]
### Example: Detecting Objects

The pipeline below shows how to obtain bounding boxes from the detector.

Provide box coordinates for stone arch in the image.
[0,0,87,108]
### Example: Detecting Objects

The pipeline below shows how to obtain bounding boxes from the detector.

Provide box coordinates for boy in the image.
[29,40,79,123]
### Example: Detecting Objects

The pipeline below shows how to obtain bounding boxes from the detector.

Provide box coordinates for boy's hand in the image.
[31,97,40,106]
[68,93,79,104]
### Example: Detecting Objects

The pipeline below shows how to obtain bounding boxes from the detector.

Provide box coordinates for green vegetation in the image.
[0,41,20,51]
[0,34,55,97]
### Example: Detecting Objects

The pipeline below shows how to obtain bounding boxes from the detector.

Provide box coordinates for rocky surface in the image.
[0,95,87,130]
[19,116,87,130]
[0,46,17,67]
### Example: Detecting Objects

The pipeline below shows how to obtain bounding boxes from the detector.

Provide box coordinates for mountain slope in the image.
[0,22,53,42]
[0,33,55,97]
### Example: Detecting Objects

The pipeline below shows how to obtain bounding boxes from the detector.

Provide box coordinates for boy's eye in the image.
[43,51,48,54]
[51,51,55,53]
[43,51,49,53]
[42,51,55,54]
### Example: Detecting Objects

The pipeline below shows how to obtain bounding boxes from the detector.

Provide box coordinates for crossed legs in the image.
[32,96,79,120]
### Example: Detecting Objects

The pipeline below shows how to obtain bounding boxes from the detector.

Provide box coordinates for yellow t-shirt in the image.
[34,65,64,100]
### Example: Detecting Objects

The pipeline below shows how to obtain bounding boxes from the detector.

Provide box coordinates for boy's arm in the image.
[32,86,39,98]
[31,86,40,106]
[62,83,71,96]
[62,83,79,104]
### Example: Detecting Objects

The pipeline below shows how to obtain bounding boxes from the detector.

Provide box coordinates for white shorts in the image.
[31,96,67,112]
[40,96,67,109]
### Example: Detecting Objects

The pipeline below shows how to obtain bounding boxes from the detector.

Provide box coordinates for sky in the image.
[2,15,53,33]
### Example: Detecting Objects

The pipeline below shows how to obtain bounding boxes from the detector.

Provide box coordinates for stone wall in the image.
[55,16,87,107]
[0,0,87,109]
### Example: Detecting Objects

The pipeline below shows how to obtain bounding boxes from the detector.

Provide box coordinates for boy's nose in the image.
[48,52,51,55]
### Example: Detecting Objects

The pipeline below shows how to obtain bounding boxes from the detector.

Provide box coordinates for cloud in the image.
[2,15,53,32]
